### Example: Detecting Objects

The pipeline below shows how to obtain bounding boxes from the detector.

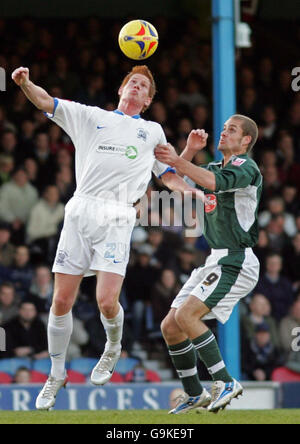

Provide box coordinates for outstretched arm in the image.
[156,144,216,192]
[161,172,206,202]
[11,66,54,114]
[180,129,209,162]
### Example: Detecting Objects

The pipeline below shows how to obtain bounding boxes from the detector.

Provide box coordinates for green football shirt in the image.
[198,153,263,250]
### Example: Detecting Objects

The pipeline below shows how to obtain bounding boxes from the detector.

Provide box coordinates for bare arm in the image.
[180,129,209,162]
[11,67,54,114]
[156,144,216,191]
[161,172,206,201]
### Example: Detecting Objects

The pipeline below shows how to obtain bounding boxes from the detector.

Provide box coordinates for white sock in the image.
[100,305,124,353]
[48,310,73,380]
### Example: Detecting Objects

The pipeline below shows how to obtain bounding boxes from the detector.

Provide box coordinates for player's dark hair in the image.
[231,114,258,152]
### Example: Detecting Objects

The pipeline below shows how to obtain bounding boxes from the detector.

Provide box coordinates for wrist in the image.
[20,79,31,89]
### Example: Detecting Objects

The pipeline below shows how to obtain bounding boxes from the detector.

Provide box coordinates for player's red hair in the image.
[120,65,156,111]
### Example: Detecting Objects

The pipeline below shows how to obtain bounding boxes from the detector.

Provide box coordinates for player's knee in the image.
[161,315,179,341]
[98,297,115,318]
[52,294,73,315]
[174,307,188,331]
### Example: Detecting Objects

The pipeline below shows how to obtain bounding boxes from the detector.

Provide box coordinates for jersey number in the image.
[203,273,219,286]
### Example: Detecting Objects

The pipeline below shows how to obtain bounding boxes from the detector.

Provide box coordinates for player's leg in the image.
[49,272,83,378]
[175,296,233,383]
[36,272,83,410]
[91,271,124,385]
[175,295,242,413]
[161,309,211,414]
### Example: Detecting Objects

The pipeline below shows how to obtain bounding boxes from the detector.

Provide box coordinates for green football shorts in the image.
[171,248,260,324]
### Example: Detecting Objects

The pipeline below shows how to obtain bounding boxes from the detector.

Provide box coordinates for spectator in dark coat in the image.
[4,301,48,359]
[241,323,283,381]
[0,246,34,300]
[255,254,294,322]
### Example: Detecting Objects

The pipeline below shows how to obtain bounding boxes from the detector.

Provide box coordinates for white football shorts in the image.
[52,194,136,277]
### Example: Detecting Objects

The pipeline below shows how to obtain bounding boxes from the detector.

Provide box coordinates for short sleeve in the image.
[214,161,256,192]
[151,125,176,178]
[44,98,95,144]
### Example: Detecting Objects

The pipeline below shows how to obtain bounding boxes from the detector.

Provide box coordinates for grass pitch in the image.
[0,409,299,424]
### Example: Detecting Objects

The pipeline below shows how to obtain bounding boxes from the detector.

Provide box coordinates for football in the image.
[118,19,159,60]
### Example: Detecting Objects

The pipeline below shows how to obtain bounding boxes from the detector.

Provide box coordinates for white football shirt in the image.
[46,99,174,204]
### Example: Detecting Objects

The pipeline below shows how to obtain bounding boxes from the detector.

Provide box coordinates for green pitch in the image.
[0,410,299,424]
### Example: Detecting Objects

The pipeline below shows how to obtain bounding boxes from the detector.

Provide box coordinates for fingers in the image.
[190,129,209,138]
[11,67,29,84]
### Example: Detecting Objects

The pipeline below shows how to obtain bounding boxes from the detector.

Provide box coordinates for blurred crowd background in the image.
[0,16,300,384]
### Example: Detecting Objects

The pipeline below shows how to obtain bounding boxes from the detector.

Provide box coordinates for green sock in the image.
[192,330,233,382]
[168,339,203,397]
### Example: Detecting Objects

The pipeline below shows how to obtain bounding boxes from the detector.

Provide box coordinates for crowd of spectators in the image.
[0,16,300,382]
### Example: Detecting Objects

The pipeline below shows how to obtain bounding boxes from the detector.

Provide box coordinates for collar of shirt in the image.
[113,109,141,119]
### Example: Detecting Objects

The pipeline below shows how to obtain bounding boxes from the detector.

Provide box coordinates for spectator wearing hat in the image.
[0,222,15,267]
[241,322,283,381]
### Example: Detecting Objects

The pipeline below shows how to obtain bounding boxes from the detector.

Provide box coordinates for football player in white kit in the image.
[12,65,205,410]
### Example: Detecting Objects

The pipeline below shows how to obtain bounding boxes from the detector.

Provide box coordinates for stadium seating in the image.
[30,370,48,383]
[115,357,140,375]
[124,369,161,383]
[108,372,124,383]
[32,358,52,375]
[69,358,98,376]
[67,369,86,383]
[271,367,300,382]
[0,372,12,384]
[0,358,31,375]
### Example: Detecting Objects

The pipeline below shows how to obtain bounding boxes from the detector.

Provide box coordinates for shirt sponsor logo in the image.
[125,146,138,159]
[231,157,246,167]
[96,145,138,159]
[205,194,217,213]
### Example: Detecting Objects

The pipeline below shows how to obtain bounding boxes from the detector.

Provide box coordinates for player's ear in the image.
[243,134,251,148]
[118,86,123,97]
[144,96,152,108]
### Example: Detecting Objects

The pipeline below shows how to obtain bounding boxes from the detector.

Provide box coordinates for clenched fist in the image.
[11,66,30,87]
[186,129,208,152]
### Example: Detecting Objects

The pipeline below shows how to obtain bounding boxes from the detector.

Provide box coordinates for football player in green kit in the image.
[155,114,261,414]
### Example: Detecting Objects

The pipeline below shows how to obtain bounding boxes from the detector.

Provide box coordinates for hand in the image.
[253,369,266,381]
[14,347,33,357]
[11,66,30,87]
[155,143,179,167]
[186,129,208,152]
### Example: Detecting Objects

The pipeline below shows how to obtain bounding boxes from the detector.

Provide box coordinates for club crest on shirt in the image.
[56,250,69,266]
[137,128,148,142]
[231,157,246,167]
[205,194,217,213]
